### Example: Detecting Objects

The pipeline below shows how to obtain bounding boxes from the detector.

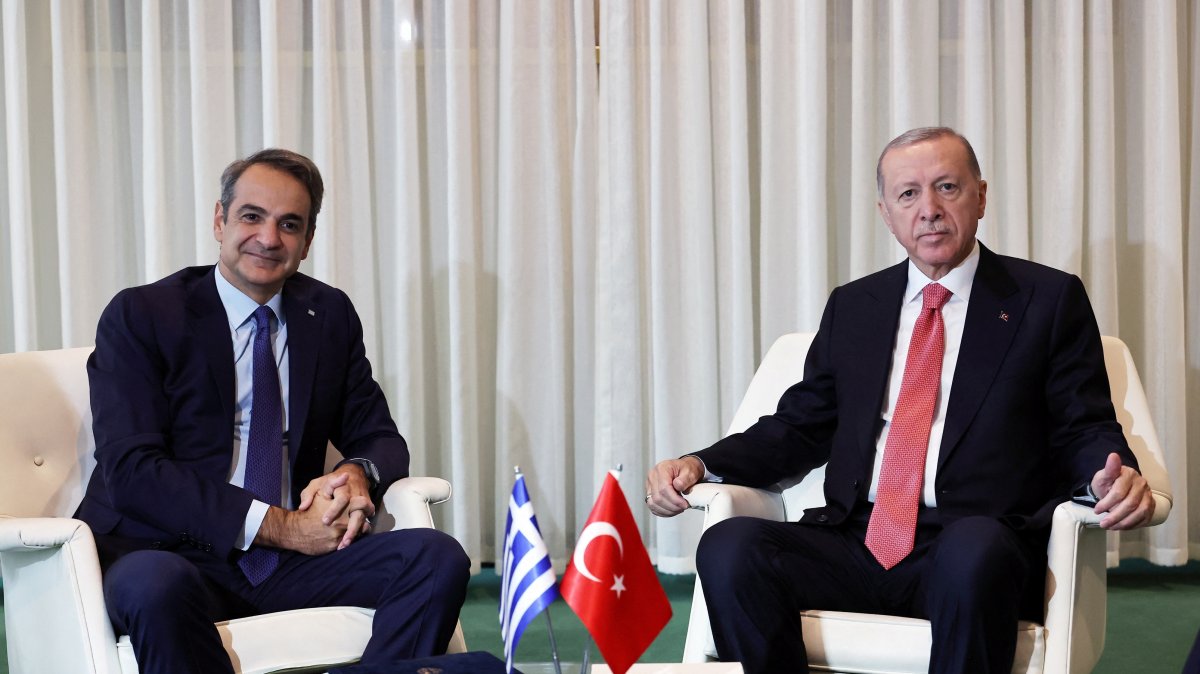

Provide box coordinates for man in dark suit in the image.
[645,127,1155,673]
[77,149,470,674]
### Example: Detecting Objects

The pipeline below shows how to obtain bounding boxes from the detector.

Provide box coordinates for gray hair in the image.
[876,127,981,197]
[219,148,324,233]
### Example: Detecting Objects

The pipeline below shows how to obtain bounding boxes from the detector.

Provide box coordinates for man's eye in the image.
[241,213,259,222]
[281,221,300,232]
[939,182,957,192]
[900,189,915,200]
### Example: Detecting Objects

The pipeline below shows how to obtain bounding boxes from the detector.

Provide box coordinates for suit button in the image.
[817,514,828,523]
[851,480,860,489]
[150,541,162,550]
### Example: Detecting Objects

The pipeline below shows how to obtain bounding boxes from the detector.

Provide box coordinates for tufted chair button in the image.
[32,455,44,466]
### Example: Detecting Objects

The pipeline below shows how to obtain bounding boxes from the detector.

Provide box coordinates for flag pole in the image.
[580,634,592,674]
[530,464,562,674]
[544,608,563,674]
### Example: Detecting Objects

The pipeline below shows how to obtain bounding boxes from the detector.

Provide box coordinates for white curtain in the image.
[1,0,1195,572]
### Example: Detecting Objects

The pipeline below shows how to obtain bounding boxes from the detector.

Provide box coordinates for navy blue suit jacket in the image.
[695,244,1137,532]
[76,266,409,563]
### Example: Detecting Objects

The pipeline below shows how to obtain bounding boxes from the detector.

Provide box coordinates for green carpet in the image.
[466,563,1200,672]
[1099,559,1200,673]
[2,561,1197,672]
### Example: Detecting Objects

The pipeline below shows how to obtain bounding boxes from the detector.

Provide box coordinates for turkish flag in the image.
[561,472,672,674]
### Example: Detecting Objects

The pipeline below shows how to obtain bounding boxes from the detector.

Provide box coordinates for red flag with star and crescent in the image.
[561,471,672,674]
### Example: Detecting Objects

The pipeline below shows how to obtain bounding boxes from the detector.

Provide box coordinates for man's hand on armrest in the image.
[1090,451,1156,530]
[645,456,705,518]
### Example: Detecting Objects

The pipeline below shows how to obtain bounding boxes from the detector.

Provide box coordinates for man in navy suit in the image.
[646,127,1156,673]
[77,149,470,674]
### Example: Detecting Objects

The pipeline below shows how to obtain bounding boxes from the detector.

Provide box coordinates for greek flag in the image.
[500,472,559,673]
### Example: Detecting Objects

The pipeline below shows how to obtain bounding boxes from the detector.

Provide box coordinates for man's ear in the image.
[877,200,895,234]
[976,179,988,219]
[301,224,315,261]
[213,201,225,242]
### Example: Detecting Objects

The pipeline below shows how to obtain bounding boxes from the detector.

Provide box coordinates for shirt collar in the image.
[213,267,286,331]
[904,239,980,305]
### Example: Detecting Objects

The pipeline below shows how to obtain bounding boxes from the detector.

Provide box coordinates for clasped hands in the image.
[255,463,375,555]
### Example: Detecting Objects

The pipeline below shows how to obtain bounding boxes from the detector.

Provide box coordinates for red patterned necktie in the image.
[865,282,952,570]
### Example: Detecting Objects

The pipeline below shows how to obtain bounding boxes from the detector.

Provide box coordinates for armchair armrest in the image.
[684,483,786,527]
[1042,501,1108,674]
[0,515,99,550]
[374,476,453,533]
[680,484,784,663]
[0,516,122,673]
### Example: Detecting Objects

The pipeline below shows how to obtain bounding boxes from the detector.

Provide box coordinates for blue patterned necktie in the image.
[238,305,283,586]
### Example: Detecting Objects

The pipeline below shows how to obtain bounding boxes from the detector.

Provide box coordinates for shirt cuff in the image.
[237,499,270,551]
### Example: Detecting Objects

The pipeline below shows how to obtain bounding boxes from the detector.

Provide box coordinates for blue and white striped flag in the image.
[500,472,560,673]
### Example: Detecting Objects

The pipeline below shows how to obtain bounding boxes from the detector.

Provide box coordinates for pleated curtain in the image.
[0,0,1194,572]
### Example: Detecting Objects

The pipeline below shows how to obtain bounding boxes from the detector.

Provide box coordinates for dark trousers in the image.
[1184,626,1200,674]
[695,505,1046,674]
[101,528,471,674]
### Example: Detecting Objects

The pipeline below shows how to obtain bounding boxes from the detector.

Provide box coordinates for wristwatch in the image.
[336,457,381,492]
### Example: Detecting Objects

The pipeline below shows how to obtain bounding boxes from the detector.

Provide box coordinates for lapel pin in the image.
[307,309,316,317]
[999,311,1009,322]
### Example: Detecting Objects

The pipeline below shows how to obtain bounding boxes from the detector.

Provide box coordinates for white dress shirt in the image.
[867,240,981,507]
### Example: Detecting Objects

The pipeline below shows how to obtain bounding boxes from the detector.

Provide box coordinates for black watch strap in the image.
[336,458,381,491]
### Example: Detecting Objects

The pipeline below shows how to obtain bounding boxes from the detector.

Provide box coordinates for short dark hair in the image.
[220,148,324,232]
[876,127,982,197]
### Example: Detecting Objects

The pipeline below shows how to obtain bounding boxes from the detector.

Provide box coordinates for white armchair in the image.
[682,333,1173,674]
[0,347,467,674]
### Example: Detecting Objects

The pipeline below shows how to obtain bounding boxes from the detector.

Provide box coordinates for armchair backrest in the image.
[723,333,823,519]
[725,333,1173,523]
[1100,336,1173,523]
[0,347,96,518]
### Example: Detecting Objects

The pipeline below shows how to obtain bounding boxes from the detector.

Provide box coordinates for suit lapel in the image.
[283,277,322,465]
[853,262,908,462]
[190,269,237,425]
[938,245,1027,468]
